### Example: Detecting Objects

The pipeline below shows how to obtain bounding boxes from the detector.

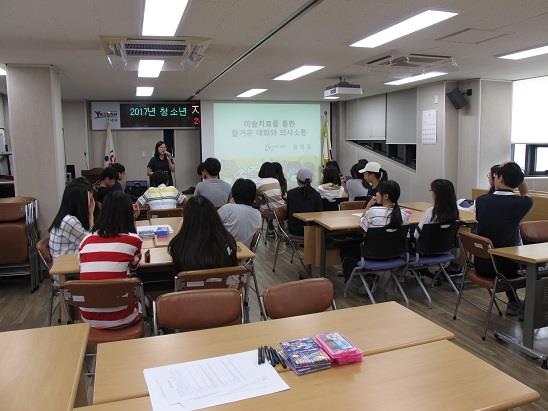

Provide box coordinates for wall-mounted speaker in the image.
[446,88,472,110]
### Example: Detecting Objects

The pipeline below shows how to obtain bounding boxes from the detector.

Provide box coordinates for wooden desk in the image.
[50,242,255,281]
[0,323,90,411]
[149,217,182,247]
[93,302,454,404]
[490,243,548,355]
[135,219,151,227]
[400,201,433,211]
[87,340,538,411]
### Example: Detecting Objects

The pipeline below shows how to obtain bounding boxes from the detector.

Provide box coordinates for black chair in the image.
[408,221,461,308]
[344,225,409,305]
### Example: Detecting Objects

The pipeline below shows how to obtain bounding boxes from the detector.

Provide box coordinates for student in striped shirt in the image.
[78,191,142,330]
[255,162,285,211]
[137,172,185,210]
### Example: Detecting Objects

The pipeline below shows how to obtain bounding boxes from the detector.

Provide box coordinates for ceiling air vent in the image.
[355,52,457,74]
[100,36,211,71]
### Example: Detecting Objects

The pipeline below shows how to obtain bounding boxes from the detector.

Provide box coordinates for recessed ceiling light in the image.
[136,86,154,96]
[0,67,5,76]
[138,60,164,78]
[499,45,548,60]
[142,0,189,36]
[236,88,268,98]
[350,10,458,48]
[385,71,447,85]
[274,65,324,81]
[324,96,340,100]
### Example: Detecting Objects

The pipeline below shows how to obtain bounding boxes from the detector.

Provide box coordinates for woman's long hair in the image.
[272,162,287,195]
[154,140,166,159]
[168,196,237,271]
[350,163,368,189]
[377,180,402,228]
[430,179,459,224]
[93,191,136,237]
[322,167,341,186]
[49,182,91,232]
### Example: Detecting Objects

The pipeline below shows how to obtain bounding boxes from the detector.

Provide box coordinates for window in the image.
[511,144,548,176]
[350,140,416,170]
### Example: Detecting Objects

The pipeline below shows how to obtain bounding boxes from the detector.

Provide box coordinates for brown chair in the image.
[63,278,146,345]
[0,197,40,290]
[147,207,184,219]
[271,205,307,275]
[153,288,242,334]
[36,237,59,325]
[453,230,526,341]
[262,278,336,319]
[520,220,548,244]
[339,200,367,211]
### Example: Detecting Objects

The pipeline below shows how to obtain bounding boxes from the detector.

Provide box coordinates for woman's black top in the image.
[147,156,173,186]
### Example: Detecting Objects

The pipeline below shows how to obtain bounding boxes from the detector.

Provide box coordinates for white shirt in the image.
[360,206,410,232]
[414,206,435,239]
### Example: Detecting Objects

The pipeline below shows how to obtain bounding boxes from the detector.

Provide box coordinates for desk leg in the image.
[522,263,537,349]
[74,371,89,407]
[319,227,326,277]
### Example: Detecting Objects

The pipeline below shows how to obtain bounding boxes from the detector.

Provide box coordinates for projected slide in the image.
[205,102,324,187]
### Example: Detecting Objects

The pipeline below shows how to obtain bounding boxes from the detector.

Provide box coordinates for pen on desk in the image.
[258,347,262,365]
[269,347,279,366]
[264,346,273,365]
[276,349,287,368]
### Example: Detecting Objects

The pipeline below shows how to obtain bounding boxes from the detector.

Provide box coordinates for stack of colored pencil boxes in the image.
[279,332,362,375]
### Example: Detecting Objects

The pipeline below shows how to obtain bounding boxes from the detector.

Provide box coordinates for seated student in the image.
[193,158,232,207]
[342,180,408,280]
[94,167,118,204]
[137,172,185,210]
[287,168,323,236]
[317,166,345,203]
[49,180,95,260]
[169,196,238,271]
[111,163,126,192]
[415,179,459,239]
[360,161,388,199]
[255,162,285,211]
[218,179,262,247]
[325,160,346,185]
[272,162,288,198]
[78,191,142,329]
[475,161,532,315]
[487,164,501,194]
[344,163,369,201]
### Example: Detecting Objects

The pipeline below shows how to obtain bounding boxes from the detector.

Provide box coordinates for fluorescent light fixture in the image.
[236,88,268,98]
[0,67,5,76]
[138,60,164,78]
[274,65,324,81]
[136,86,154,96]
[499,45,548,60]
[385,71,447,85]
[142,0,189,36]
[350,10,458,48]
[324,96,340,100]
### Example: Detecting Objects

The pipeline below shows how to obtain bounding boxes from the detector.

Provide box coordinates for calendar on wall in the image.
[421,109,437,145]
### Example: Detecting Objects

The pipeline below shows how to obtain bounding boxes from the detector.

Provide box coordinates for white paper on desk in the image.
[352,213,363,217]
[137,225,174,235]
[143,350,289,411]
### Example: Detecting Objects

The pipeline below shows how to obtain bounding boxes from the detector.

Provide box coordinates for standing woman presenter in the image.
[147,140,175,187]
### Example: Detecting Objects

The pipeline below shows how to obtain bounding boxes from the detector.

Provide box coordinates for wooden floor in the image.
[0,237,547,410]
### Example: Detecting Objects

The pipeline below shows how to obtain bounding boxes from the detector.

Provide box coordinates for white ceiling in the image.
[1,0,548,101]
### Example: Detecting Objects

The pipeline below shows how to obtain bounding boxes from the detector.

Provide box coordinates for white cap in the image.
[359,161,381,173]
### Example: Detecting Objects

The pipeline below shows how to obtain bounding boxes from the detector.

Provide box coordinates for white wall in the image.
[88,128,201,190]
[62,101,89,178]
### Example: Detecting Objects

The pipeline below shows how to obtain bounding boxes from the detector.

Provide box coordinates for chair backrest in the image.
[63,278,142,310]
[175,265,248,292]
[520,220,548,244]
[458,230,493,260]
[262,278,334,319]
[361,225,409,260]
[339,201,367,211]
[148,208,184,219]
[36,236,52,267]
[416,221,460,255]
[273,205,287,222]
[155,288,242,332]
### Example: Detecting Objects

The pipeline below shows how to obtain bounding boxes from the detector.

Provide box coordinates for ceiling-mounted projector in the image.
[324,78,363,98]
